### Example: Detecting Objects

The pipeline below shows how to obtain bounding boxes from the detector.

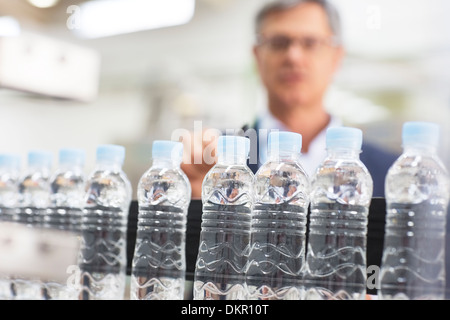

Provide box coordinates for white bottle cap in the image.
[326,127,363,150]
[0,153,21,170]
[217,135,250,159]
[152,140,183,164]
[28,150,53,168]
[268,131,302,155]
[402,121,439,148]
[59,148,86,167]
[96,144,125,165]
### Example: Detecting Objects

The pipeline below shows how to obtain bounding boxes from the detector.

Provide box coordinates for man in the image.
[181,0,398,198]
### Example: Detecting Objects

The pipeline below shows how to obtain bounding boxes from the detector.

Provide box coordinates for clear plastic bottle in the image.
[130,140,191,300]
[0,153,21,300]
[14,150,53,300]
[194,135,254,300]
[79,144,132,300]
[246,131,310,300]
[0,153,21,223]
[304,127,373,300]
[16,150,53,227]
[46,148,86,233]
[40,148,86,300]
[378,121,450,300]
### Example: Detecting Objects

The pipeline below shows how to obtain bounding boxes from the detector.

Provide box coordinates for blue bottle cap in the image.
[326,127,363,150]
[96,144,125,165]
[268,131,302,155]
[152,140,183,164]
[59,148,86,167]
[402,121,440,148]
[28,150,53,168]
[217,135,250,158]
[0,153,21,170]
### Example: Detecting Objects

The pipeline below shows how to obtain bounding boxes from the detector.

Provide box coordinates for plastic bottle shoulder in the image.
[0,171,19,208]
[84,167,132,210]
[50,169,86,208]
[254,159,310,207]
[202,163,254,206]
[385,152,450,204]
[310,157,373,206]
[137,166,191,209]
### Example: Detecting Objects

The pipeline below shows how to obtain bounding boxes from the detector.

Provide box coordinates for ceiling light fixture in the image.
[27,0,61,9]
[73,0,196,39]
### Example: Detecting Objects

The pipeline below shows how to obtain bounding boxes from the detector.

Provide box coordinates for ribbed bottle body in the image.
[131,165,191,300]
[304,153,373,300]
[194,163,254,300]
[247,160,309,300]
[79,167,132,300]
[379,150,449,300]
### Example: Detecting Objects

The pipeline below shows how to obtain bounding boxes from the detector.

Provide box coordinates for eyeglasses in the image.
[257,34,339,53]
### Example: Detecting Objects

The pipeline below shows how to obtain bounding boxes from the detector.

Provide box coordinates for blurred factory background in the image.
[0,0,449,194]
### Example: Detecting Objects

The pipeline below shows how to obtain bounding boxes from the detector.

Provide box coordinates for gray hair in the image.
[255,0,342,45]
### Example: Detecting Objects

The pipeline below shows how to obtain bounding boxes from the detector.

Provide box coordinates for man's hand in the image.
[179,128,221,199]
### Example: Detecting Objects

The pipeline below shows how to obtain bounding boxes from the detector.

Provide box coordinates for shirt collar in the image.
[257,110,342,176]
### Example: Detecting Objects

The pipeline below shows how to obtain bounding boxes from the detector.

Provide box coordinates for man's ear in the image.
[333,46,345,72]
[253,45,259,60]
[253,45,263,71]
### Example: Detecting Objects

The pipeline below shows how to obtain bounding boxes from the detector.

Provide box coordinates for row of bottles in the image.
[0,121,448,300]
[193,127,373,300]
[0,144,132,300]
[192,121,449,300]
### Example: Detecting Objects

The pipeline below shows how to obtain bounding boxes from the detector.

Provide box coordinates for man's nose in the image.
[284,41,306,62]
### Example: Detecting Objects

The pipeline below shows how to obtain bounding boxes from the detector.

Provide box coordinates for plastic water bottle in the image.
[0,153,21,300]
[16,150,53,227]
[378,121,450,300]
[130,140,191,300]
[194,135,254,300]
[79,144,132,300]
[304,127,373,300]
[40,148,86,300]
[0,153,21,223]
[46,148,86,232]
[14,150,53,300]
[246,131,310,300]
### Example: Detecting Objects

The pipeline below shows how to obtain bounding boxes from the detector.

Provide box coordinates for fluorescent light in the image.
[73,0,196,38]
[0,16,21,37]
[27,0,60,8]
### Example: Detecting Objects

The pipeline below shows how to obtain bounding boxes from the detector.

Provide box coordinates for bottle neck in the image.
[95,161,123,171]
[27,165,51,176]
[58,163,84,172]
[403,144,437,154]
[152,158,180,169]
[267,151,300,162]
[217,154,248,166]
[327,148,361,159]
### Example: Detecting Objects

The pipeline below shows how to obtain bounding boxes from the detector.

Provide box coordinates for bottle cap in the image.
[59,148,86,167]
[96,144,125,165]
[326,127,363,150]
[28,150,53,168]
[402,121,440,148]
[268,131,302,155]
[152,140,183,164]
[0,153,21,170]
[217,135,250,158]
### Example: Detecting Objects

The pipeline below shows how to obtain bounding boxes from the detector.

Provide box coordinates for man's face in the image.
[254,3,343,109]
